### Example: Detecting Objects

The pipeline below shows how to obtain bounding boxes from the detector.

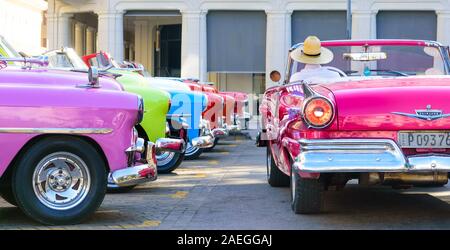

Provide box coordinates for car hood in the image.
[147,77,191,91]
[0,68,123,91]
[316,76,450,131]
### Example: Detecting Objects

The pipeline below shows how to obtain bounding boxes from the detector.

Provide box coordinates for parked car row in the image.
[0,36,248,225]
[259,39,450,214]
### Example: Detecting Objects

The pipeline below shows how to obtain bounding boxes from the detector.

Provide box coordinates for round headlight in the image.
[302,97,334,128]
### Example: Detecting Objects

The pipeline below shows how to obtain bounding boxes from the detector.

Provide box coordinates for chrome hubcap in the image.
[266,151,271,180]
[156,151,176,166]
[185,142,200,156]
[33,152,90,210]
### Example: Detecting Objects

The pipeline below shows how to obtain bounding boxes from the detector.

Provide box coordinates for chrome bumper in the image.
[192,135,215,148]
[212,128,228,138]
[156,138,186,153]
[226,124,240,132]
[111,142,157,187]
[294,139,450,173]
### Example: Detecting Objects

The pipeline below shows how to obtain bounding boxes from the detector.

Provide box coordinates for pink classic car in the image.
[0,56,158,225]
[259,39,450,214]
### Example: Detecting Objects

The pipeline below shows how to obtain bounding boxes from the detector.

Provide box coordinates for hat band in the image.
[302,50,321,57]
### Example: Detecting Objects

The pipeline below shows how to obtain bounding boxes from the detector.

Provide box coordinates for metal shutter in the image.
[207,11,266,73]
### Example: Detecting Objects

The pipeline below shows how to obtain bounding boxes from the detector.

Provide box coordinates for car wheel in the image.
[203,138,219,152]
[155,151,184,173]
[0,184,17,206]
[290,165,324,214]
[184,142,204,160]
[12,136,107,225]
[266,146,289,187]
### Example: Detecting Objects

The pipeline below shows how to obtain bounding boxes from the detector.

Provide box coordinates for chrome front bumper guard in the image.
[294,139,450,173]
[192,119,218,148]
[111,140,157,187]
[212,128,228,138]
[156,138,186,153]
[192,135,215,148]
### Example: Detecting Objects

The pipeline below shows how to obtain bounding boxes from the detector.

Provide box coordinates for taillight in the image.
[302,97,334,128]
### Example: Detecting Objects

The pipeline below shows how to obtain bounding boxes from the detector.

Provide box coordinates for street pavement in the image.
[2,134,450,229]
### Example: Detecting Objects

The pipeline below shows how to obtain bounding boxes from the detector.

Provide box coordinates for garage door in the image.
[291,11,348,69]
[377,11,437,72]
[291,11,347,44]
[377,11,436,40]
[207,11,266,73]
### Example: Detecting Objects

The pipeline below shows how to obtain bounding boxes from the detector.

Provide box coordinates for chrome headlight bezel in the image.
[136,96,144,124]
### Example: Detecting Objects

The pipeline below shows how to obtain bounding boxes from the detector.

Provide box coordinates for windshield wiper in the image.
[71,68,122,79]
[369,69,409,76]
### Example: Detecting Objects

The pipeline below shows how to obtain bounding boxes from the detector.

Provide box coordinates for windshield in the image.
[45,48,88,70]
[288,44,447,82]
[0,36,20,58]
[0,36,21,67]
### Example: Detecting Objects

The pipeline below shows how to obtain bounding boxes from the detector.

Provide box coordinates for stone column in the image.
[180,10,208,81]
[85,27,96,54]
[437,11,450,47]
[265,10,292,88]
[351,10,377,71]
[74,22,86,56]
[351,10,377,40]
[47,13,73,50]
[97,10,124,62]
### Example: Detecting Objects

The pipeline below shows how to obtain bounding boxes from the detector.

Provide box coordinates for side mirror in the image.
[269,70,281,83]
[88,66,100,87]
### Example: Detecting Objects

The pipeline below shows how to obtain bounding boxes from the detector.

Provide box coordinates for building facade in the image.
[0,0,48,55]
[47,0,450,95]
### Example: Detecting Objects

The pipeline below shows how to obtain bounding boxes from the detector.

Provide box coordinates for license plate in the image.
[398,132,450,148]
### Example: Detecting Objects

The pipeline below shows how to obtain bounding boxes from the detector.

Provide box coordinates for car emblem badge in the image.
[392,105,450,121]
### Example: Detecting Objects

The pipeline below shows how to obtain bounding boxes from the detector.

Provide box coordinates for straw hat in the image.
[290,36,333,64]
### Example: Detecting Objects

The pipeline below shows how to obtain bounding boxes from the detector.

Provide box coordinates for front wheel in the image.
[184,142,204,160]
[290,166,324,214]
[156,151,184,173]
[0,184,17,206]
[12,136,107,225]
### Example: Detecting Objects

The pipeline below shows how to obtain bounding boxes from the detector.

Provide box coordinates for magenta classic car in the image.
[259,39,450,214]
[0,56,158,225]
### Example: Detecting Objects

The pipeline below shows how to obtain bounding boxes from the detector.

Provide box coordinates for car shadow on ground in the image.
[184,182,450,229]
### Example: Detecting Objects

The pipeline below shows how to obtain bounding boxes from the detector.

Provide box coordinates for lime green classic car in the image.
[109,68,170,142]
[42,49,187,173]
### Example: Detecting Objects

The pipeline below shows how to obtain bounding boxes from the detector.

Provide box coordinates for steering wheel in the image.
[323,66,348,77]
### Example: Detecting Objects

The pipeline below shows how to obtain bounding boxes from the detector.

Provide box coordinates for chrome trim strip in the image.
[295,138,450,173]
[0,128,113,134]
[166,114,192,118]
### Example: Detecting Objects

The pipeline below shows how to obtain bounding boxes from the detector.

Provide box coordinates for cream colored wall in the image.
[0,0,48,55]
[49,0,450,89]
